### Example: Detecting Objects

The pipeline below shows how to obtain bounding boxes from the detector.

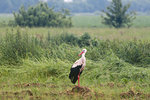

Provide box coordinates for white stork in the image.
[69,49,87,87]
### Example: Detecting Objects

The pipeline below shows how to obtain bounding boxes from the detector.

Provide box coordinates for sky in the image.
[107,0,112,2]
[40,0,48,2]
[64,0,73,3]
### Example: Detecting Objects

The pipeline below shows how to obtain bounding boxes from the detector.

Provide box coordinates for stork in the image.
[69,49,87,87]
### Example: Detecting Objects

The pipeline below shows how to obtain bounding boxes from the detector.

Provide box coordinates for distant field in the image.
[1,14,150,28]
[72,15,150,28]
[0,14,13,26]
[72,15,107,28]
[133,16,150,27]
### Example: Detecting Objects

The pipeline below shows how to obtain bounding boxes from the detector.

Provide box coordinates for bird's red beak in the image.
[78,51,84,56]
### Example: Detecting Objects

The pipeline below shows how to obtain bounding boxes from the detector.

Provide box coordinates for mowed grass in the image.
[0,59,150,100]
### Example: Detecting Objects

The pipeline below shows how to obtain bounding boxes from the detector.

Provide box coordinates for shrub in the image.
[13,2,72,27]
[59,33,79,46]
[78,32,91,47]
[48,33,93,47]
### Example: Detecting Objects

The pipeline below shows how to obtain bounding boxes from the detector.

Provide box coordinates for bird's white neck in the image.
[81,53,86,61]
[81,53,85,57]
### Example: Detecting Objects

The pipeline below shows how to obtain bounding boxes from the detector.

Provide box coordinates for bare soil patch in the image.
[120,90,144,99]
[65,86,104,99]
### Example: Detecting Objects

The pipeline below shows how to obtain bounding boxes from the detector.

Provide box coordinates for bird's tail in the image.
[69,65,82,84]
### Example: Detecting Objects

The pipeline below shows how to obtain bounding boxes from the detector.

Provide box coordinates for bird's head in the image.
[78,49,87,56]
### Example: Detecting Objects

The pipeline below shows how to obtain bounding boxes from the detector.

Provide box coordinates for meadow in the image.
[0,14,150,99]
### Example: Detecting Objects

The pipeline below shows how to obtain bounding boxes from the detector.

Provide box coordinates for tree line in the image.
[0,0,150,13]
[13,0,135,28]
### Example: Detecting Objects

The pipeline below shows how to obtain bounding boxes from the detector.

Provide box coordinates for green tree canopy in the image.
[13,2,72,27]
[102,0,135,28]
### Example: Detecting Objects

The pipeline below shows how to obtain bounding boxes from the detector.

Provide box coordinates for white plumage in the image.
[72,53,86,71]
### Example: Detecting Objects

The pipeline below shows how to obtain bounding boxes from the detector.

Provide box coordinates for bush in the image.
[78,32,91,47]
[13,2,72,27]
[49,33,94,47]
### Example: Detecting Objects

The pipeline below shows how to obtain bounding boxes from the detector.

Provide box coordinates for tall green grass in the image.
[0,27,150,84]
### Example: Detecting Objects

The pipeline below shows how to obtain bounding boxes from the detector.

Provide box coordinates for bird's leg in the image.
[78,72,80,87]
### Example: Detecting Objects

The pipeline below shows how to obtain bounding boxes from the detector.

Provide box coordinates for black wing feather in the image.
[69,65,83,84]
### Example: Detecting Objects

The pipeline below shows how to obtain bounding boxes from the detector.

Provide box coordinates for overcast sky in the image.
[40,0,48,2]
[64,0,73,3]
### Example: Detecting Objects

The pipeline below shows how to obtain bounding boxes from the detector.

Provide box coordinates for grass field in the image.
[1,14,150,28]
[0,14,150,99]
[72,15,150,28]
[1,27,150,41]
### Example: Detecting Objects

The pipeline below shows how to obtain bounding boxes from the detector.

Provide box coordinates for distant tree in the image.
[13,2,72,27]
[102,0,136,28]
